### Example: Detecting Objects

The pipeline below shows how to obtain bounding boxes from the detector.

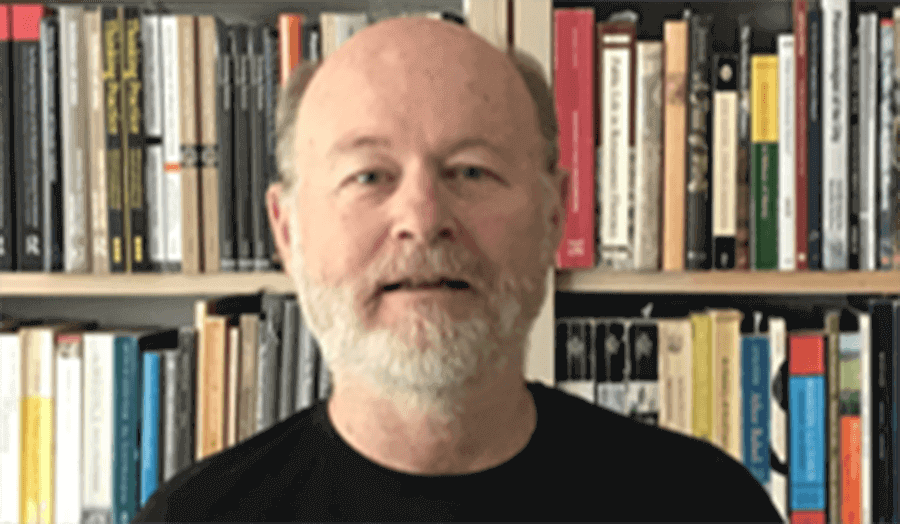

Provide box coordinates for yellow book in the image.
[19,327,56,524]
[690,313,713,441]
[750,54,779,269]
[709,308,744,461]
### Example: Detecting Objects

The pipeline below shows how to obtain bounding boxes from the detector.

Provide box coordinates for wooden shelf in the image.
[556,270,900,295]
[0,272,295,296]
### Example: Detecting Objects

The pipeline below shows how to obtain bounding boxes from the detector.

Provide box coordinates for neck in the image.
[326,361,537,476]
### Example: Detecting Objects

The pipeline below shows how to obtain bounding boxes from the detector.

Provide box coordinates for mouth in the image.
[380,278,472,293]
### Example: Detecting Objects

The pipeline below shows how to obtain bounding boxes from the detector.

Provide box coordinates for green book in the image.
[750,54,778,270]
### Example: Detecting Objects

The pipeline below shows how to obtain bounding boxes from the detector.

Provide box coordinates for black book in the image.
[12,5,44,271]
[278,297,299,422]
[124,6,150,272]
[263,24,280,270]
[249,25,269,271]
[736,17,752,271]
[891,301,900,523]
[230,25,253,272]
[713,53,738,270]
[103,6,126,272]
[627,319,658,426]
[215,19,236,272]
[39,14,61,272]
[848,14,860,271]
[0,6,10,270]
[160,325,196,483]
[256,293,285,432]
[685,13,713,270]
[869,299,894,523]
[808,5,823,270]
[598,320,627,415]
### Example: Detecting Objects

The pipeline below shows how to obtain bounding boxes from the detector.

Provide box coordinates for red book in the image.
[278,13,304,85]
[791,510,826,524]
[840,416,861,524]
[794,0,809,269]
[553,8,595,268]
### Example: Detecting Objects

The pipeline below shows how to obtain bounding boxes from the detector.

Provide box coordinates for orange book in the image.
[278,13,304,85]
[791,511,825,524]
[840,417,861,524]
[662,18,689,271]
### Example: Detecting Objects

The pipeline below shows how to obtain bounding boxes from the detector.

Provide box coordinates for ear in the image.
[266,182,294,277]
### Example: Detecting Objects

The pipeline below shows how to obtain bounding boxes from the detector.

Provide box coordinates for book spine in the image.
[0,5,10,270]
[849,23,861,271]
[303,21,320,63]
[238,313,258,442]
[20,328,54,524]
[161,15,182,272]
[103,7,125,272]
[880,20,894,270]
[263,26,279,270]
[597,321,627,416]
[656,319,692,436]
[174,327,195,476]
[141,13,166,271]
[859,313,873,524]
[808,7,824,270]
[225,324,239,446]
[691,313,712,441]
[82,333,114,523]
[838,331,862,524]
[13,5,43,271]
[597,21,636,270]
[139,351,160,506]
[54,333,82,524]
[795,0,810,270]
[279,298,299,421]
[249,26,270,271]
[256,294,283,432]
[40,15,61,272]
[296,320,318,412]
[113,335,140,524]
[633,41,662,271]
[178,15,200,275]
[824,311,841,524]
[278,13,303,85]
[216,20,235,272]
[741,335,770,487]
[751,54,779,270]
[198,316,225,460]
[712,54,738,270]
[860,13,878,271]
[736,21,752,270]
[662,19,689,272]
[685,14,713,270]
[123,7,148,272]
[0,333,20,524]
[822,0,849,270]
[86,8,109,274]
[625,321,658,426]
[769,317,790,522]
[891,301,899,522]
[160,350,177,483]
[231,25,253,272]
[60,7,90,274]
[778,35,796,271]
[869,300,893,522]
[893,9,900,270]
[711,309,743,461]
[198,16,220,273]
[553,9,595,269]
[789,334,826,521]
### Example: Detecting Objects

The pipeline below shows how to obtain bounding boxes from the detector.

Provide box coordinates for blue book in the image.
[114,334,142,524]
[789,334,826,515]
[742,335,770,487]
[140,351,161,506]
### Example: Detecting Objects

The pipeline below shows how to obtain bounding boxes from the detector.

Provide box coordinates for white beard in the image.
[283,191,554,420]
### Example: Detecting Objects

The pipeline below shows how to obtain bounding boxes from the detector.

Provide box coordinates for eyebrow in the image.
[327,132,511,161]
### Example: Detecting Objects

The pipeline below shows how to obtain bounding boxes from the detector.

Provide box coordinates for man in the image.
[134,16,782,523]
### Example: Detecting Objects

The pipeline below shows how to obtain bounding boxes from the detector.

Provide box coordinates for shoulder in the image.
[132,401,330,523]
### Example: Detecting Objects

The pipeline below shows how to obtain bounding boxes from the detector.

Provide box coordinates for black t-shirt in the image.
[133,382,783,523]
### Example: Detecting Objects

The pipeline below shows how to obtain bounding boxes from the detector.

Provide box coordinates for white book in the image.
[320,12,369,59]
[778,34,796,271]
[463,0,508,50]
[634,42,663,271]
[59,7,90,273]
[860,13,878,270]
[821,0,849,270]
[768,316,788,522]
[142,13,167,271]
[879,20,894,269]
[0,332,20,524]
[161,15,183,269]
[859,312,872,524]
[55,335,82,524]
[81,333,115,523]
[512,0,552,85]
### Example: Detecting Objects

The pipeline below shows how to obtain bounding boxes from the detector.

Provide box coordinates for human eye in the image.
[350,170,390,186]
[445,166,494,182]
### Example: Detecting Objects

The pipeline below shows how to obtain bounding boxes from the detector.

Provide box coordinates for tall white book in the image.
[161,15,183,271]
[634,41,663,271]
[463,0,508,50]
[859,312,872,524]
[778,34,796,271]
[859,13,878,270]
[768,316,788,522]
[82,333,115,523]
[821,0,849,270]
[0,331,20,524]
[54,333,82,524]
[142,13,168,271]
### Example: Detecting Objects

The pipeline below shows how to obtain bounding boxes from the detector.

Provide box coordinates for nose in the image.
[389,160,458,244]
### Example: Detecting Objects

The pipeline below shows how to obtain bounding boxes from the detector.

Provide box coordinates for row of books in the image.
[553,1,900,273]
[0,5,459,274]
[555,302,899,524]
[0,292,328,524]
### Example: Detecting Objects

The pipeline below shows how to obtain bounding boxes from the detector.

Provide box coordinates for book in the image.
[736,19,752,270]
[237,312,259,442]
[769,316,790,521]
[142,12,166,272]
[822,0,849,271]
[82,331,115,523]
[160,14,182,272]
[685,13,713,271]
[794,0,810,270]
[123,6,149,273]
[86,7,109,274]
[278,13,304,85]
[215,17,235,272]
[778,34,796,272]
[198,15,221,273]
[462,0,505,50]
[0,321,20,524]
[625,320,658,426]
[691,312,713,442]
[869,299,894,523]
[597,320,627,415]
[279,298,300,421]
[710,308,743,461]
[140,349,163,506]
[848,18,861,272]
[0,4,10,270]
[55,331,84,524]
[225,323,239,446]
[178,14,201,274]
[257,293,285,432]
[39,14,61,273]
[662,18,689,272]
[838,328,862,524]
[657,318,692,436]
[249,25,270,272]
[712,53,738,270]
[858,313,873,524]
[751,54,779,270]
[262,24,279,270]
[808,5,824,270]
[103,6,126,273]
[161,326,195,483]
[320,12,368,59]
[12,4,44,271]
[824,310,841,523]
[879,19,894,270]
[231,24,252,272]
[633,41,662,271]
[859,13,878,272]
[512,0,552,85]
[742,332,770,488]
[893,9,900,271]
[789,332,826,522]
[554,8,595,269]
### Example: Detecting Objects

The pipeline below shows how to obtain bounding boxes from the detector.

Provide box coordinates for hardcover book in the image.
[625,320,657,426]
[859,13,878,271]
[39,14,62,273]
[0,5,10,270]
[662,18,689,271]
[736,19,752,270]
[808,5,824,270]
[86,7,109,274]
[794,0,810,269]
[741,333,770,487]
[789,333,826,521]
[778,34,796,271]
[103,6,126,272]
[633,41,662,271]
[123,6,150,272]
[879,19,894,270]
[822,0,849,270]
[657,318,692,436]
[768,316,789,521]
[712,54,738,270]
[685,13,713,270]
[142,12,167,271]
[751,54,779,270]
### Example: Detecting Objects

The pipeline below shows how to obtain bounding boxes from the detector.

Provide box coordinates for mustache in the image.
[355,243,491,296]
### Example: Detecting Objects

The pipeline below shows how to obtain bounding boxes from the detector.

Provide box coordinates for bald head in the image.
[274,16,558,194]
